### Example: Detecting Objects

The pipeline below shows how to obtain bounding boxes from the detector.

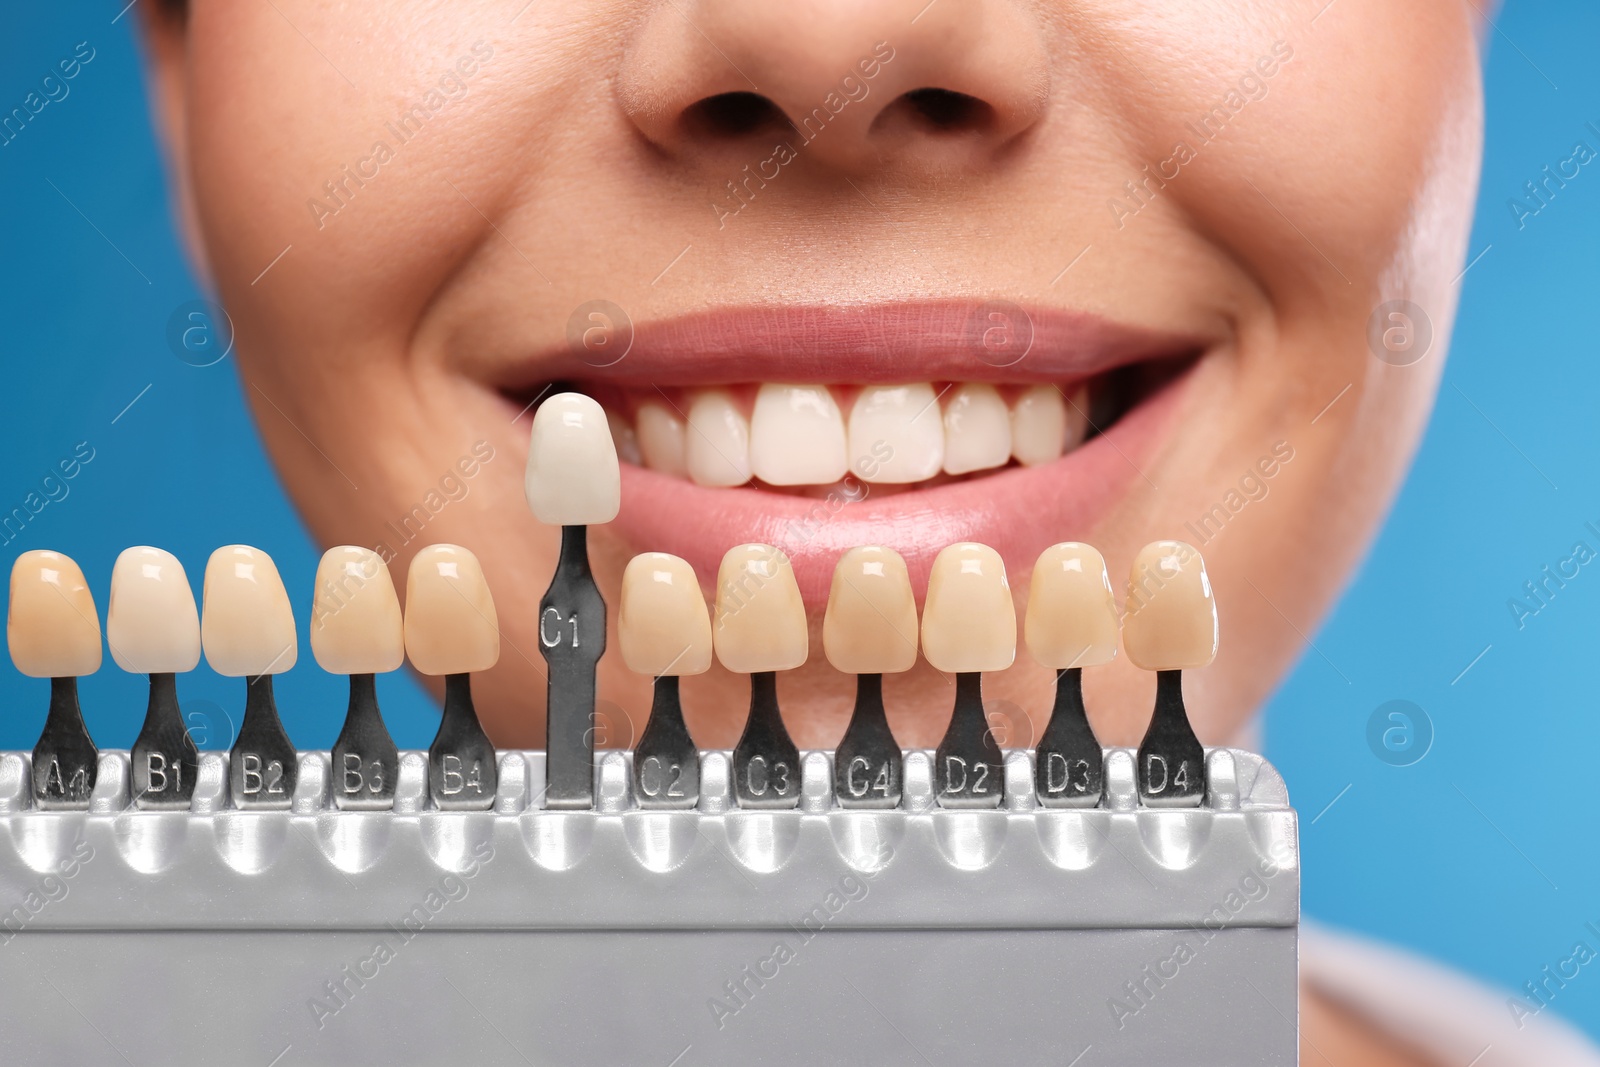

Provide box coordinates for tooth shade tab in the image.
[200,546,297,678]
[749,383,848,486]
[404,544,501,676]
[920,543,1016,674]
[941,383,1012,475]
[525,392,621,525]
[636,401,689,477]
[1009,384,1069,466]
[1025,543,1119,669]
[107,547,201,675]
[849,383,945,483]
[8,550,101,678]
[686,389,752,487]
[713,544,807,673]
[311,546,404,675]
[823,546,918,675]
[620,553,713,676]
[1122,540,1218,670]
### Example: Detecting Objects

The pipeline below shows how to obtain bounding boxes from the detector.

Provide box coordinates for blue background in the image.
[2,0,1597,1041]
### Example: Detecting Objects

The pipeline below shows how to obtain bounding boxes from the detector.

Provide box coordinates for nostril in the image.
[682,92,791,139]
[901,88,993,132]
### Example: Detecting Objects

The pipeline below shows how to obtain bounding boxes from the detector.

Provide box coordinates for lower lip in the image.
[607,368,1193,603]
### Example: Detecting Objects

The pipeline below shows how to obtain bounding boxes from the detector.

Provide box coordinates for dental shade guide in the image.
[824,546,916,809]
[406,544,500,810]
[1026,543,1116,807]
[204,545,300,810]
[314,547,403,810]
[9,551,101,808]
[924,542,1013,808]
[716,544,806,809]
[1125,540,1217,807]
[619,553,708,809]
[109,547,201,809]
[526,392,620,810]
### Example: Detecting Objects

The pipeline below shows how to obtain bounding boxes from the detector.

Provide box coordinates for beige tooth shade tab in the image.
[1122,540,1218,670]
[823,546,918,675]
[713,544,808,673]
[524,392,622,526]
[403,544,501,676]
[107,546,201,675]
[8,550,102,678]
[311,546,405,675]
[1025,543,1118,670]
[920,543,1016,674]
[201,545,298,678]
[619,553,713,676]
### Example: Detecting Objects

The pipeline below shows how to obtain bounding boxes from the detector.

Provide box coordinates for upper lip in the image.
[494,301,1211,389]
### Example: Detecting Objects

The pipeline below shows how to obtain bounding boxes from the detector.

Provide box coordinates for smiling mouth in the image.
[490,302,1208,599]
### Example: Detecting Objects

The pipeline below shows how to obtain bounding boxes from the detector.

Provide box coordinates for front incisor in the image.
[524,392,622,526]
[619,553,713,676]
[1122,540,1218,670]
[823,546,918,674]
[920,543,1016,674]
[713,544,807,673]
[403,544,501,676]
[8,550,102,678]
[1025,543,1118,669]
[107,546,201,675]
[311,546,404,675]
[201,545,298,677]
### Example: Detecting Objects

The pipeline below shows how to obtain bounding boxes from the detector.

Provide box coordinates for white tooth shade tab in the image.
[823,546,918,675]
[619,553,713,676]
[201,545,297,678]
[749,383,848,486]
[8,550,102,678]
[686,389,753,487]
[524,392,621,525]
[403,544,501,676]
[311,546,405,675]
[1024,542,1118,670]
[942,383,1012,475]
[107,546,201,674]
[1122,540,1218,671]
[920,543,1016,674]
[636,401,689,477]
[1010,384,1069,466]
[713,544,807,673]
[849,384,945,483]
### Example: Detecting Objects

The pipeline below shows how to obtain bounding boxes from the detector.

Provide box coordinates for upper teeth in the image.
[611,382,1089,489]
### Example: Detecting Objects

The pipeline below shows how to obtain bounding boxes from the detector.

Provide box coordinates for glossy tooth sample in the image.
[107,547,201,675]
[1025,543,1119,669]
[8,550,101,678]
[606,407,642,466]
[200,546,297,677]
[311,546,404,675]
[713,544,807,673]
[686,389,753,487]
[403,544,500,676]
[942,383,1012,475]
[1122,540,1218,670]
[637,400,689,477]
[1009,384,1069,466]
[823,546,918,674]
[525,392,621,525]
[749,383,848,486]
[619,553,713,676]
[920,543,1016,674]
[849,383,945,483]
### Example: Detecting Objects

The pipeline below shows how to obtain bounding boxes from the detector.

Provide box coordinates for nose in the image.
[617,0,1051,174]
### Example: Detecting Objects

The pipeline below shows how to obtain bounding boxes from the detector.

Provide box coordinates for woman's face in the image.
[142,0,1482,748]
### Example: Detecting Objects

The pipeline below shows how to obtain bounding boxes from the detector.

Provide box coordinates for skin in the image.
[140,3,1484,1062]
